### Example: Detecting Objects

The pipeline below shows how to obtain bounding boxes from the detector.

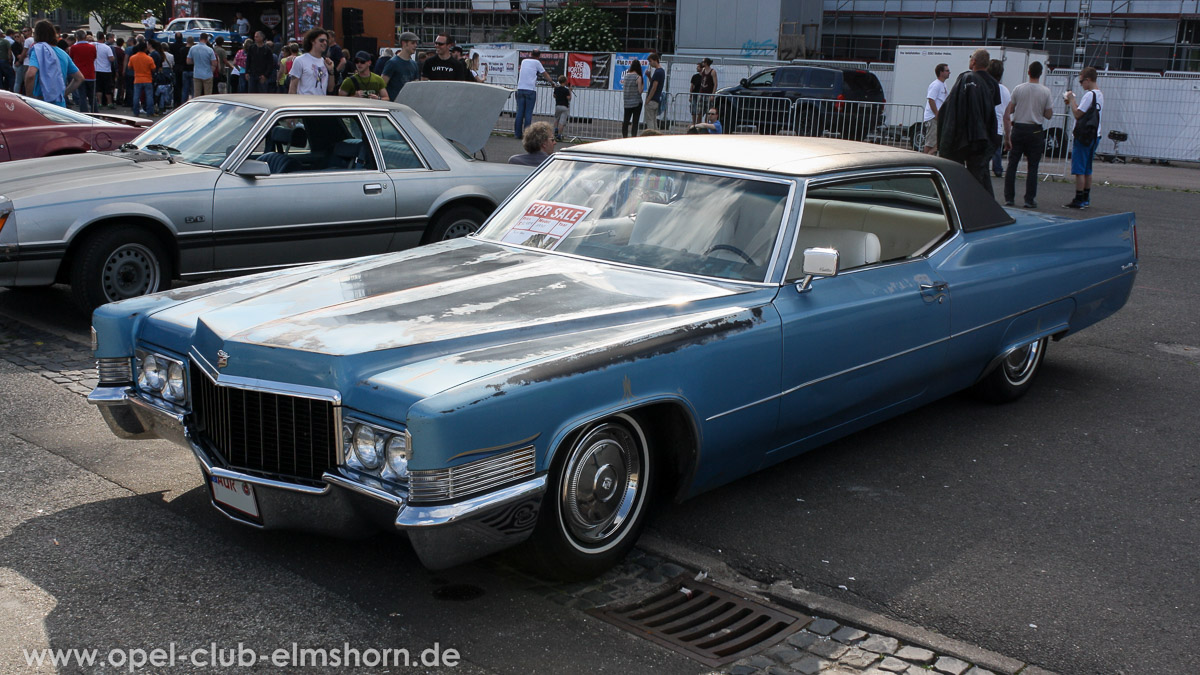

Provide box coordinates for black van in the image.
[715,66,886,139]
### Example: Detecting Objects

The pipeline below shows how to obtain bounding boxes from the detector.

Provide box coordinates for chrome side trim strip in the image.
[706,267,1137,422]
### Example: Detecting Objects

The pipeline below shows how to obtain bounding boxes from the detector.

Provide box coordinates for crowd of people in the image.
[0,21,492,115]
[931,48,1104,209]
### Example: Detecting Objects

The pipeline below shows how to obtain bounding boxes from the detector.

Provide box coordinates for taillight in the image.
[835,93,845,112]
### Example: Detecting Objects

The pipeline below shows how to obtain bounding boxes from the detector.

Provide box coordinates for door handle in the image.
[363,183,383,194]
[919,282,948,292]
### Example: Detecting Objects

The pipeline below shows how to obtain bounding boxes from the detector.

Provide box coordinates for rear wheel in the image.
[423,205,487,244]
[909,122,925,151]
[523,414,653,580]
[70,225,172,314]
[972,337,1048,403]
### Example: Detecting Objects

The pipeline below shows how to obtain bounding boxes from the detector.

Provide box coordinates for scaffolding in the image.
[395,0,675,51]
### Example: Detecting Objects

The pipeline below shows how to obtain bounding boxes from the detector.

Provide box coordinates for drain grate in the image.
[588,575,811,666]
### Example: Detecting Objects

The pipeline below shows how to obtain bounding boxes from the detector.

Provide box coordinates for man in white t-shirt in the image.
[1064,67,1105,209]
[234,12,251,38]
[514,49,553,140]
[288,28,333,95]
[922,63,949,154]
[93,31,114,108]
[19,27,33,95]
[1002,61,1053,208]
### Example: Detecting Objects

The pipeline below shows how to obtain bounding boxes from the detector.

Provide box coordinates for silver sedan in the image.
[0,90,532,312]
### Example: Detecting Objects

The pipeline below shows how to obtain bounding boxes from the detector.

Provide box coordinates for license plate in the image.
[210,475,260,520]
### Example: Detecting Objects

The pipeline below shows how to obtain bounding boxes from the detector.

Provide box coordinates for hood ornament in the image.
[216,350,230,369]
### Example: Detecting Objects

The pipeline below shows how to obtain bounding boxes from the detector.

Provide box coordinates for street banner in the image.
[520,50,567,82]
[472,47,518,87]
[567,52,611,89]
[612,52,650,90]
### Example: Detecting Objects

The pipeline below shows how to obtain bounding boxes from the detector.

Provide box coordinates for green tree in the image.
[506,2,621,52]
[0,0,60,28]
[59,0,143,33]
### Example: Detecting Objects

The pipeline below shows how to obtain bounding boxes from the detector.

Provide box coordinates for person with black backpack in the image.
[1064,66,1104,209]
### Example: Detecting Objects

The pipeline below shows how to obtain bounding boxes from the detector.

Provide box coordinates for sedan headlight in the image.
[352,424,384,470]
[342,419,410,483]
[383,433,410,480]
[135,349,187,403]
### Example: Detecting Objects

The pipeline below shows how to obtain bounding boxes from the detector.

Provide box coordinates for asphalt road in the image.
[0,151,1194,674]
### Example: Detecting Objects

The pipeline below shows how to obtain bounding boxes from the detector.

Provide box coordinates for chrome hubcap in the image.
[1002,339,1044,386]
[102,243,160,302]
[562,422,642,548]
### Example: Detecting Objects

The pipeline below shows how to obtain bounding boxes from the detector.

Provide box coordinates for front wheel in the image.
[523,414,653,580]
[423,205,487,244]
[70,225,172,314]
[971,337,1048,403]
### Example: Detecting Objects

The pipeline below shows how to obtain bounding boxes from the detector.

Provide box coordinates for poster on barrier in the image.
[612,52,650,90]
[473,47,518,87]
[519,50,567,82]
[567,53,611,89]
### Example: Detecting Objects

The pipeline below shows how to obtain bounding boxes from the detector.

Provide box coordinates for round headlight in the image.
[140,354,165,392]
[384,434,409,479]
[352,424,383,470]
[165,361,186,401]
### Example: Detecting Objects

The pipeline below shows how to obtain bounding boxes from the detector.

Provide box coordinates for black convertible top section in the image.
[564,136,1016,232]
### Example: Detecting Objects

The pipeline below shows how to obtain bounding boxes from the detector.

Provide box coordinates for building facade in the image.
[820,1,1200,72]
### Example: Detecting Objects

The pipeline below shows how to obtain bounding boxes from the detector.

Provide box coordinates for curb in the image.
[639,532,1057,675]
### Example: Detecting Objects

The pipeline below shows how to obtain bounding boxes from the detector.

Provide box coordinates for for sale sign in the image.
[500,201,592,250]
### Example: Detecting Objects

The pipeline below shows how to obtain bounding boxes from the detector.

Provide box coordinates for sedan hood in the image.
[0,151,211,204]
[143,239,761,360]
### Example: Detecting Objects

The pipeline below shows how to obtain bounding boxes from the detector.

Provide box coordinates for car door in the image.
[362,113,442,251]
[738,69,782,131]
[768,172,955,459]
[211,111,396,272]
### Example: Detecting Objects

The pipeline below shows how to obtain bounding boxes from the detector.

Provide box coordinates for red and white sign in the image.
[500,201,592,250]
[211,475,260,519]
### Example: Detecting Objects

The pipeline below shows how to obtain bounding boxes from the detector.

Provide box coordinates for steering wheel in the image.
[705,244,755,265]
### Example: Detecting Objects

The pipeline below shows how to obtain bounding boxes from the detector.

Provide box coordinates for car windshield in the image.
[476,159,791,283]
[24,95,115,126]
[127,101,262,167]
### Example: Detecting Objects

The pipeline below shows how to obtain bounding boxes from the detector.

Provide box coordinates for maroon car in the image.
[0,91,151,162]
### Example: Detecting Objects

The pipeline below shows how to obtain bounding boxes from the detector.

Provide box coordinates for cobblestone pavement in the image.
[0,312,1052,675]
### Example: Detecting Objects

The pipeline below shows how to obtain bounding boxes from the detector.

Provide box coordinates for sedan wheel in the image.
[70,225,172,314]
[424,205,487,243]
[523,413,653,580]
[972,336,1048,403]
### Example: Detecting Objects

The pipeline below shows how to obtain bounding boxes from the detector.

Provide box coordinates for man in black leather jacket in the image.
[937,49,1001,195]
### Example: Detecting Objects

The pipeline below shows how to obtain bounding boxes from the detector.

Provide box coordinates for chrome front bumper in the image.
[89,386,546,569]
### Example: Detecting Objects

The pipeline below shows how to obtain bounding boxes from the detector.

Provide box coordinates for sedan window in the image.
[128,101,261,167]
[248,114,378,174]
[366,115,423,170]
[24,96,114,125]
[746,70,775,87]
[477,160,790,283]
[787,174,952,280]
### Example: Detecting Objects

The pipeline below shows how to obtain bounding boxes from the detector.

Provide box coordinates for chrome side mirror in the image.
[795,247,839,293]
[234,159,271,177]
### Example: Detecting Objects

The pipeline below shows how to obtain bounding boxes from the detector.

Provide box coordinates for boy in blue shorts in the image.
[1064,67,1103,209]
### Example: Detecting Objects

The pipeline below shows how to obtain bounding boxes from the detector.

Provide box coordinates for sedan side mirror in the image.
[740,78,749,87]
[795,247,840,293]
[235,159,271,177]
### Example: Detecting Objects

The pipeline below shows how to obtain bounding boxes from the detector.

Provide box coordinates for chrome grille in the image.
[189,362,338,482]
[409,446,536,503]
[96,357,133,385]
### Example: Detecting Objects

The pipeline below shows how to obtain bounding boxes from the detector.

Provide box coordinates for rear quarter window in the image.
[807,69,837,89]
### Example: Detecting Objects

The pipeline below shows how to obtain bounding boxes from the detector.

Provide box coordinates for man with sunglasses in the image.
[289,28,334,95]
[421,33,468,82]
[339,50,388,100]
